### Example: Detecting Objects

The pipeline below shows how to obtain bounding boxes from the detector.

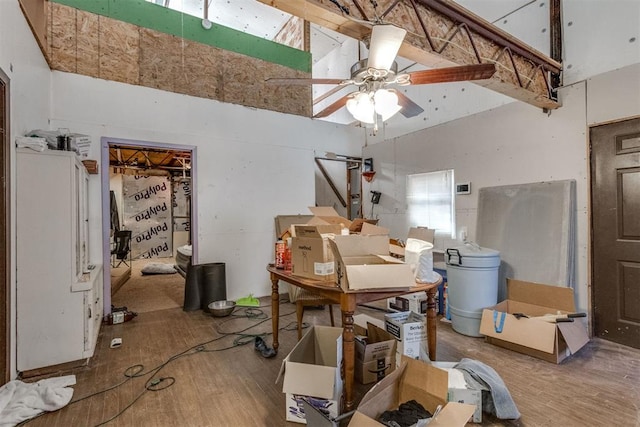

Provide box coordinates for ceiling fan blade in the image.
[313,94,351,118]
[265,77,346,86]
[396,92,424,118]
[407,63,496,85]
[367,24,407,71]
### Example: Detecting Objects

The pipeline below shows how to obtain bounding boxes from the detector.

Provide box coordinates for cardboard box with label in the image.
[354,314,397,385]
[387,291,428,314]
[348,357,476,427]
[277,325,343,424]
[431,362,483,423]
[384,311,428,365]
[290,224,341,281]
[329,235,416,291]
[479,278,589,363]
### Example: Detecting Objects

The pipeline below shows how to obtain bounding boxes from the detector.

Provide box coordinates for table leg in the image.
[271,275,280,352]
[426,287,437,361]
[341,307,355,412]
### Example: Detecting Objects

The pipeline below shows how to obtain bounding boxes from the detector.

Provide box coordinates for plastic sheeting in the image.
[476,180,576,301]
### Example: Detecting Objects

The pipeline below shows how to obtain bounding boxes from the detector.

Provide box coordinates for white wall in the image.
[1,0,53,380]
[362,62,640,317]
[49,72,363,304]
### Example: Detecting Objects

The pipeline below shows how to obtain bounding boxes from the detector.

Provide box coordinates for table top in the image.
[267,265,441,296]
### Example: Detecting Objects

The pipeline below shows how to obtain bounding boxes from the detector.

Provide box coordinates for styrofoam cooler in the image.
[445,243,500,337]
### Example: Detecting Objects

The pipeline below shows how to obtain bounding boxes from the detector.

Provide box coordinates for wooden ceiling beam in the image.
[258,0,561,109]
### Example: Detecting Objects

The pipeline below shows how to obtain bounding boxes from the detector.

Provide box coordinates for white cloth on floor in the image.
[0,375,76,426]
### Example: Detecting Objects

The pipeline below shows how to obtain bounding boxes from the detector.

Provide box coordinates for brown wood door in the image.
[591,117,640,349]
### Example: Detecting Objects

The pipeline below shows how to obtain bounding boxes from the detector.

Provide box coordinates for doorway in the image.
[0,68,9,383]
[314,154,363,220]
[101,138,197,316]
[590,117,640,349]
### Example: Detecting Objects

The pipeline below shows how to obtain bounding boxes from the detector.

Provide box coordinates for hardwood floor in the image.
[21,291,640,427]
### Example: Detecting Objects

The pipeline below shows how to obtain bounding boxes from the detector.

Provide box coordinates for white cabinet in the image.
[16,149,103,372]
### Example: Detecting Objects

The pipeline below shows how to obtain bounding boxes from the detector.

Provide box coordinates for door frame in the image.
[100,137,197,316]
[0,67,10,384]
[589,115,640,345]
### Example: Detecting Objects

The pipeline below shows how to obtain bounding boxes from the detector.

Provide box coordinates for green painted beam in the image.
[52,0,311,72]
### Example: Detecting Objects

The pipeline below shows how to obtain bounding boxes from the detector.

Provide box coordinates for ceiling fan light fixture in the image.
[374,89,401,121]
[367,24,408,71]
[346,92,375,124]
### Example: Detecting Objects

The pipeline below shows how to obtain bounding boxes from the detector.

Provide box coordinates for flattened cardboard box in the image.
[348,356,476,427]
[354,315,397,384]
[329,235,416,291]
[290,224,340,281]
[479,278,589,363]
[277,326,343,424]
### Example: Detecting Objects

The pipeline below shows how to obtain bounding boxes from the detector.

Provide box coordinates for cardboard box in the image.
[308,206,352,229]
[357,221,389,236]
[354,315,397,384]
[479,278,589,363]
[387,291,428,314]
[277,326,343,424]
[290,224,340,281]
[348,357,476,427]
[349,218,379,233]
[408,226,435,243]
[431,362,483,423]
[388,227,435,257]
[274,215,313,238]
[384,311,428,364]
[329,235,416,291]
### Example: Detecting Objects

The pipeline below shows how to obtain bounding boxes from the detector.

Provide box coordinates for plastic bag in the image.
[405,238,437,283]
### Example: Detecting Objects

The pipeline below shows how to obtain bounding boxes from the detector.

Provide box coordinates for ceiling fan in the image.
[266,24,496,126]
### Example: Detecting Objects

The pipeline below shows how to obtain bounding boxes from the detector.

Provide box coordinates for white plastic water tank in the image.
[445,243,500,337]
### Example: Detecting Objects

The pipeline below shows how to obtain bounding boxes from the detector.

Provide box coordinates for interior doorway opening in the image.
[101,138,197,316]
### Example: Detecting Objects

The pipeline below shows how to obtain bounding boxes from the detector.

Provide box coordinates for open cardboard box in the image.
[349,356,476,426]
[308,206,352,229]
[389,227,436,257]
[479,278,590,363]
[354,315,397,384]
[277,325,343,424]
[329,234,416,291]
[274,215,314,239]
[431,361,483,423]
[384,311,428,365]
[349,218,379,233]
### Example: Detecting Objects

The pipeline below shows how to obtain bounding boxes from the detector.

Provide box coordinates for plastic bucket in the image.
[446,243,500,337]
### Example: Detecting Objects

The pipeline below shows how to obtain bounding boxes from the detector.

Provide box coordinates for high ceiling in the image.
[147,1,552,138]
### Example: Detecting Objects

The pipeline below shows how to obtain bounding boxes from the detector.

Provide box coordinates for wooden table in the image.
[268,265,441,412]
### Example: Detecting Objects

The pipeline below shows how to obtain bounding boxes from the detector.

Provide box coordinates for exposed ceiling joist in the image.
[258,0,561,110]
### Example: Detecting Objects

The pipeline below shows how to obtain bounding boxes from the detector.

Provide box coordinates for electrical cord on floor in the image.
[18,302,301,426]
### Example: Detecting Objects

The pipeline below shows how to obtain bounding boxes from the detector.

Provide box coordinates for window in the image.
[407,170,455,237]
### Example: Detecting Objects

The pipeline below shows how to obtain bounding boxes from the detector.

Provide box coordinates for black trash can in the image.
[200,262,226,310]
[183,262,227,311]
[183,264,203,311]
